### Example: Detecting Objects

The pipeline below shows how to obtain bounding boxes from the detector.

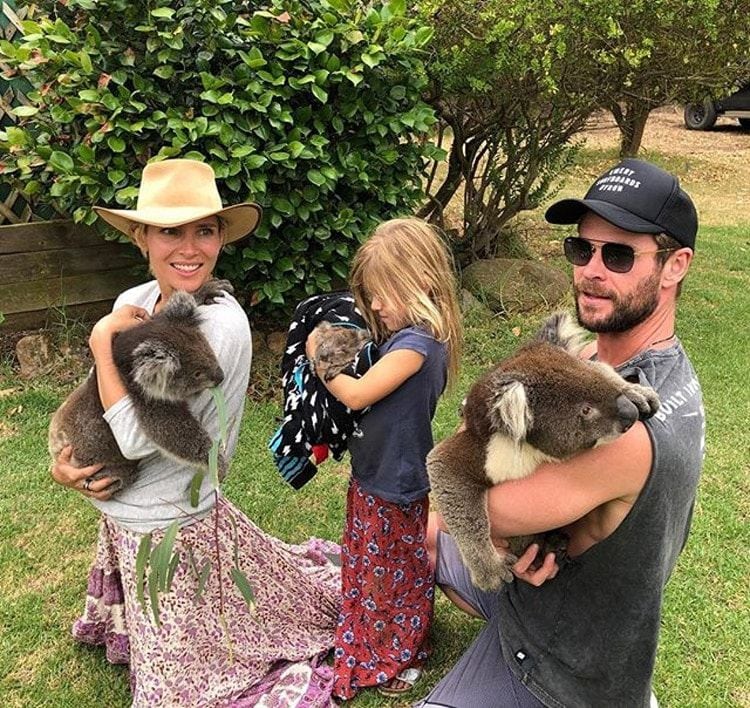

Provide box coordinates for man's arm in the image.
[486,421,653,548]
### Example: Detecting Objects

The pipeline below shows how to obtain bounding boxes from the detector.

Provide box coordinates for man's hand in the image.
[511,543,559,586]
[50,445,115,501]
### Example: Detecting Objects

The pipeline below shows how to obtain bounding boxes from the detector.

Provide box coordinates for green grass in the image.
[1,224,748,707]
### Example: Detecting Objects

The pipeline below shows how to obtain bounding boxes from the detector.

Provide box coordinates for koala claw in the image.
[468,552,517,591]
[622,382,660,420]
[193,279,234,306]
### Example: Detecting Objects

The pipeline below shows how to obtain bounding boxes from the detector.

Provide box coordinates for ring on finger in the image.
[82,478,92,492]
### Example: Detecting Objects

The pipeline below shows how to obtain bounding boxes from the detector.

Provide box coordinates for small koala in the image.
[427,312,660,591]
[48,279,234,494]
[310,321,370,381]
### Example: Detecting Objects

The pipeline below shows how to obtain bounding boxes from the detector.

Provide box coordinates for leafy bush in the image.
[0,0,438,314]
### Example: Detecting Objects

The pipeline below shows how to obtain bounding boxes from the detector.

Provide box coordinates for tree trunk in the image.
[611,101,651,157]
[417,133,464,224]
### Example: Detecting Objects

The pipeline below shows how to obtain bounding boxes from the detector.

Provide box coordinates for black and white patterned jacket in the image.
[268,291,378,489]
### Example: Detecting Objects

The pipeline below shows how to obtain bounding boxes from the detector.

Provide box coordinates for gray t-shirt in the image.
[348,325,447,504]
[498,341,704,707]
[88,281,251,533]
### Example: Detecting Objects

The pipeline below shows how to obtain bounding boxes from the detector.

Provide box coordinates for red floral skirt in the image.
[333,479,434,700]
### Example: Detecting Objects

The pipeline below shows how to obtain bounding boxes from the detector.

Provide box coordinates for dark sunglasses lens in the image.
[564,237,592,266]
[601,243,635,273]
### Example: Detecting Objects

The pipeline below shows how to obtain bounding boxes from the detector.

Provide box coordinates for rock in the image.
[459,288,493,316]
[266,331,287,356]
[461,258,569,315]
[15,333,53,379]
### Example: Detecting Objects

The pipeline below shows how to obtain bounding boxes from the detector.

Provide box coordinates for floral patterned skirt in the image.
[333,480,434,700]
[72,496,341,707]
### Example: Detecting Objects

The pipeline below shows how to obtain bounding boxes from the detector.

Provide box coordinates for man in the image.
[416,158,705,707]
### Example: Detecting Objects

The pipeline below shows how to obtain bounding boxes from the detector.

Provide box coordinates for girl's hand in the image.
[89,306,150,356]
[51,445,115,501]
[305,329,319,361]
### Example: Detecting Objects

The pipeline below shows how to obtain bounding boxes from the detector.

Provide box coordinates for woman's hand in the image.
[89,305,150,357]
[51,445,115,501]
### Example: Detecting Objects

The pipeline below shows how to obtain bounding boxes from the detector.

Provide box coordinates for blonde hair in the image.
[350,217,463,388]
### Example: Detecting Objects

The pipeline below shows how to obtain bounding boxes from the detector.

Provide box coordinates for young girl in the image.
[307,218,462,699]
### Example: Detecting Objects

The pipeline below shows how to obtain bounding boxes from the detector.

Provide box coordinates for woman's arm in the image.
[89,305,150,410]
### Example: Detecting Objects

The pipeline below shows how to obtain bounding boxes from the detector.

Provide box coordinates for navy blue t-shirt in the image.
[348,325,447,504]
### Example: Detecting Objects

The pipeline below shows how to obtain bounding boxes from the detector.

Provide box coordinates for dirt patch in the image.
[562,106,750,228]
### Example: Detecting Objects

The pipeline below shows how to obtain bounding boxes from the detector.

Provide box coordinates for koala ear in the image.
[487,379,532,443]
[162,290,200,326]
[535,311,587,355]
[131,339,180,399]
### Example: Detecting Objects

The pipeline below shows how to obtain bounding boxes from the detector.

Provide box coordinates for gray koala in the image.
[427,312,660,591]
[48,279,234,494]
[310,321,370,381]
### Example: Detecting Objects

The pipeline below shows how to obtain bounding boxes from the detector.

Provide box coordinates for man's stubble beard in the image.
[574,270,661,334]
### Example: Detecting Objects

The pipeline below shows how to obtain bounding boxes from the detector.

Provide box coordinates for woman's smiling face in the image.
[143,217,223,299]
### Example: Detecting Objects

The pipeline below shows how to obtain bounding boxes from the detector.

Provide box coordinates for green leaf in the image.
[231,568,256,612]
[210,386,228,446]
[209,440,220,488]
[307,169,326,186]
[49,151,75,174]
[194,562,211,602]
[151,7,175,18]
[154,65,174,79]
[11,106,39,117]
[245,154,268,169]
[190,471,204,508]
[311,84,328,103]
[135,533,152,614]
[107,136,126,153]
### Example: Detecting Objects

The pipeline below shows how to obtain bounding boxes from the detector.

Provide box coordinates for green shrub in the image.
[0,0,439,314]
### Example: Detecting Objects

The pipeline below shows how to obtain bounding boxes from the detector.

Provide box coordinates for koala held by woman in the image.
[48,279,233,494]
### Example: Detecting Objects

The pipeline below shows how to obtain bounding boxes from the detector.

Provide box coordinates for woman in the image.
[51,159,340,706]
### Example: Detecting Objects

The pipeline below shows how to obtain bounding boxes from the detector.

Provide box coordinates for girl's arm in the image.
[316,348,425,410]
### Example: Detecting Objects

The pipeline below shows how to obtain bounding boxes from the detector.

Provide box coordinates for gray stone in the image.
[461,258,569,314]
[16,333,53,379]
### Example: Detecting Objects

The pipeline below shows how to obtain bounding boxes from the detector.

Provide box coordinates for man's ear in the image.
[662,247,693,288]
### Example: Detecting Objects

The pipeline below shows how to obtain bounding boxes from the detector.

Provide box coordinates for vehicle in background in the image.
[683,84,750,130]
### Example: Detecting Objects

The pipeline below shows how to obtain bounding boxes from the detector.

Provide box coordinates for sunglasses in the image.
[563,236,675,274]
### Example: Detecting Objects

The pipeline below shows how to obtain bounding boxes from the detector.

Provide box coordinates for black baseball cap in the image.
[545,158,698,250]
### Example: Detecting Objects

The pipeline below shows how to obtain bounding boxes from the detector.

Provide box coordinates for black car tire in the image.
[738,118,750,129]
[684,101,717,130]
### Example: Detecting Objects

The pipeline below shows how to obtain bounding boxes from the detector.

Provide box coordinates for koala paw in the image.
[468,551,517,591]
[310,323,369,382]
[622,382,660,420]
[193,279,234,306]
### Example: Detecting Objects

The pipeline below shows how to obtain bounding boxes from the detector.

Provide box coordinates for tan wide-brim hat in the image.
[93,159,262,244]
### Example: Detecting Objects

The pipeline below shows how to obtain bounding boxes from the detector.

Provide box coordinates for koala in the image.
[427,312,660,591]
[48,279,234,494]
[310,321,370,381]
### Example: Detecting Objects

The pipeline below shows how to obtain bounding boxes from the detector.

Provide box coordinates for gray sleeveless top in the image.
[498,341,704,707]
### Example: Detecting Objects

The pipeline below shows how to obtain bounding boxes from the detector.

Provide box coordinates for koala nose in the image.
[214,367,225,386]
[616,394,638,431]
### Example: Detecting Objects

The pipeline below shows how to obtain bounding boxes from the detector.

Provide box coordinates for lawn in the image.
[1,174,749,705]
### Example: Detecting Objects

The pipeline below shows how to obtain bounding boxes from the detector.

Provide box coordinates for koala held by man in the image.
[426,311,660,591]
[48,279,233,494]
